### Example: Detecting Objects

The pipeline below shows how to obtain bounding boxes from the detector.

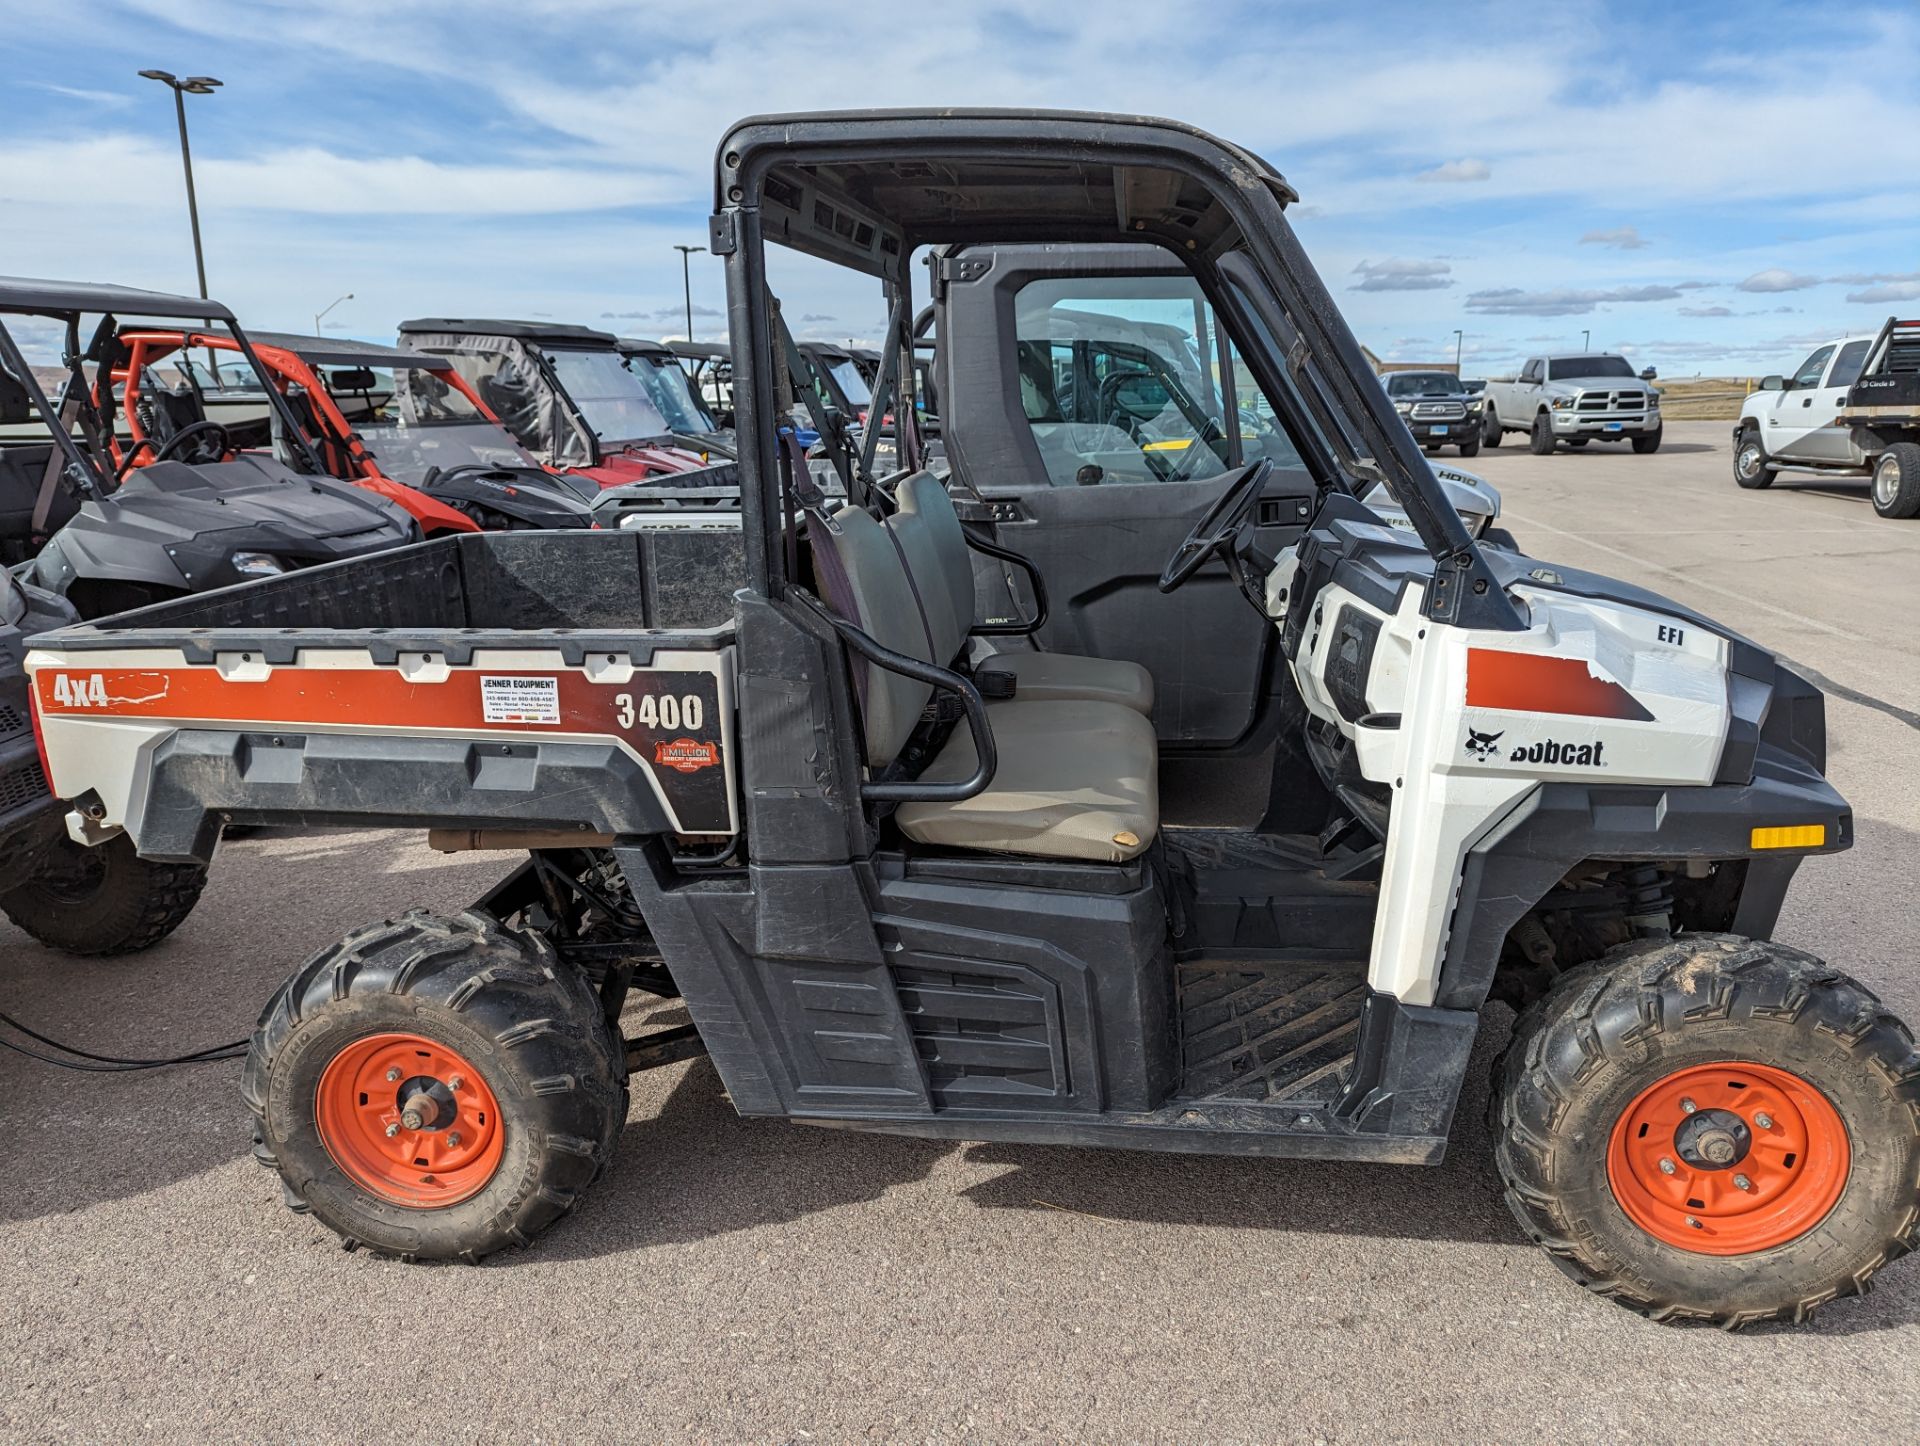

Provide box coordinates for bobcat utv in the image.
[0,279,416,618]
[24,113,1917,1326]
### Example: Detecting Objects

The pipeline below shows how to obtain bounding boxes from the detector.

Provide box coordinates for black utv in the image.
[0,279,415,618]
[26,112,1917,1329]
[0,568,205,953]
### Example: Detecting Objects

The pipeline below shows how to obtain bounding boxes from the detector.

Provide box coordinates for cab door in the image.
[1797,339,1871,463]
[939,252,1315,748]
[1761,344,1835,462]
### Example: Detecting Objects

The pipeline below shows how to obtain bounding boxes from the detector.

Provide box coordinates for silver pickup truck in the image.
[1483,353,1662,455]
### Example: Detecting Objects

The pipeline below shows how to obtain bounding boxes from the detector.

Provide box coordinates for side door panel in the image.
[1766,345,1834,461]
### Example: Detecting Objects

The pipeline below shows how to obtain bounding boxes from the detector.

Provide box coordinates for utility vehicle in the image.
[0,567,205,953]
[616,337,737,457]
[0,279,417,618]
[25,113,1915,1326]
[396,320,737,493]
[668,340,734,428]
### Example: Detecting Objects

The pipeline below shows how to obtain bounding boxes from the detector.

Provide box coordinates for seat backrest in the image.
[811,503,936,769]
[887,471,976,658]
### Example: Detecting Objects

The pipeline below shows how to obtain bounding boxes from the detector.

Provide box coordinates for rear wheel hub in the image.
[315,1033,505,1207]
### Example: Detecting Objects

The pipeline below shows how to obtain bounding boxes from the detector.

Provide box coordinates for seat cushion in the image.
[895,700,1159,863]
[978,651,1154,717]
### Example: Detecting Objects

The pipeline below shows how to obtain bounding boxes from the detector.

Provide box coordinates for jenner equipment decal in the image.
[34,663,732,833]
[1465,648,1654,722]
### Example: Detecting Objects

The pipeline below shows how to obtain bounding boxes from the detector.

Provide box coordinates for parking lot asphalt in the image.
[3,420,1918,1442]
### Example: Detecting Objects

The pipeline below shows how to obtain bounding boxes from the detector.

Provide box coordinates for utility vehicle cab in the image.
[616,337,735,457]
[397,319,736,492]
[668,340,735,427]
[24,114,1911,1327]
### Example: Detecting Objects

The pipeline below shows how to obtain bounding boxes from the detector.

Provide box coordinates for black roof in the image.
[615,337,676,359]
[246,331,423,369]
[667,340,730,361]
[0,275,237,321]
[397,318,618,348]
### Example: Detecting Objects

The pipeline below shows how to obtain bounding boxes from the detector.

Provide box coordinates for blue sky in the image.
[5,0,1918,376]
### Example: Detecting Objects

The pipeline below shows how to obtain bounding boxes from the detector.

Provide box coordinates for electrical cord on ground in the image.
[0,1008,247,1072]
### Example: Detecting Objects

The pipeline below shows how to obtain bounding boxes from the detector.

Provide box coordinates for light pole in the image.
[1582,328,1591,350]
[673,244,705,341]
[138,70,223,299]
[314,293,353,335]
[1452,329,1463,375]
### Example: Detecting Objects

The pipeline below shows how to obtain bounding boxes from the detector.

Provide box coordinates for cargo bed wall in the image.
[56,528,742,639]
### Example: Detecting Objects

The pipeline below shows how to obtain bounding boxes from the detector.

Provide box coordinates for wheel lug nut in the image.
[448,1132,462,1147]
[1679,1099,1697,1115]
[1734,1174,1753,1191]
[448,1075,464,1091]
[1685,1216,1702,1229]
[384,1122,400,1138]
[1755,1113,1773,1129]
[386,1068,401,1082]
[1659,1157,1677,1175]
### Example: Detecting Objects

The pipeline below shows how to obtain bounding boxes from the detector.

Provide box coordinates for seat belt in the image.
[33,393,84,535]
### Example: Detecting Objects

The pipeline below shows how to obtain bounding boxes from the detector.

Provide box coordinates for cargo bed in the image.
[25,530,742,861]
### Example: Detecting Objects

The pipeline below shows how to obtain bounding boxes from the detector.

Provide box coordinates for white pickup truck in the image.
[1482,353,1662,455]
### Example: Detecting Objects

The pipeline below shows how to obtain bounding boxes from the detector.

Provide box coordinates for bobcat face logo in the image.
[1464,728,1504,761]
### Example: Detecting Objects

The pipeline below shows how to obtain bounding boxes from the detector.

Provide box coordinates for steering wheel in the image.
[129,419,231,478]
[1156,458,1273,593]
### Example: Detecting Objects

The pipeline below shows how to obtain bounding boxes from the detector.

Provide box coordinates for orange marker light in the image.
[1750,824,1827,850]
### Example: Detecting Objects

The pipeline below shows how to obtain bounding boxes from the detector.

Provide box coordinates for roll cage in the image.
[712,110,1516,630]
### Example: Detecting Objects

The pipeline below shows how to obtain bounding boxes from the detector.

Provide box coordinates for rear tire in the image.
[245,909,628,1262]
[1492,934,1920,1327]
[1871,442,1920,519]
[1632,425,1664,455]
[1734,427,1777,489]
[1483,408,1503,446]
[1528,413,1557,454]
[0,833,207,956]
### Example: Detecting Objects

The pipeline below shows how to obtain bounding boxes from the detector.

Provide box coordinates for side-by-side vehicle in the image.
[0,278,415,618]
[24,113,1915,1328]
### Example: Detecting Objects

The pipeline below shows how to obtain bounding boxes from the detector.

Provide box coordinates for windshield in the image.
[1385,372,1464,398]
[339,365,538,485]
[545,348,672,444]
[1547,355,1636,380]
[827,357,872,407]
[624,352,718,433]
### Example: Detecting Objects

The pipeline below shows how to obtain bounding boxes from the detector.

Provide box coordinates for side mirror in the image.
[1639,367,1657,381]
[1759,375,1785,392]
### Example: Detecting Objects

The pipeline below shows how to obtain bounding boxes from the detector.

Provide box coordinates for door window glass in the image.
[1011,275,1301,486]
[1827,340,1870,390]
[1790,346,1834,390]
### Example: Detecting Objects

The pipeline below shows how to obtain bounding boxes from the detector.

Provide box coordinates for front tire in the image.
[245,909,628,1262]
[1871,442,1920,519]
[1458,435,1481,458]
[0,833,207,956]
[1493,935,1920,1327]
[1528,413,1557,454]
[1483,407,1503,446]
[1632,424,1664,455]
[1734,427,1777,489]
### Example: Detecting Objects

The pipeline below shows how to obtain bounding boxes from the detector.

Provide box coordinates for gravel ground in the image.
[2,421,1917,1442]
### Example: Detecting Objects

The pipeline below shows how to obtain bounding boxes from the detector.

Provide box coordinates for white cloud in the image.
[1350,258,1453,292]
[1847,280,1920,303]
[1466,285,1685,316]
[1415,159,1490,184]
[1679,305,1733,317]
[1580,226,1648,249]
[1737,268,1820,293]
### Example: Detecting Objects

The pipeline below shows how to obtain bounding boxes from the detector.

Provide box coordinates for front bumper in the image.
[1552,409,1659,435]
[1401,412,1480,442]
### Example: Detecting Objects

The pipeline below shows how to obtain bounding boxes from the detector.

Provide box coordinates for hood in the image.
[99,458,410,543]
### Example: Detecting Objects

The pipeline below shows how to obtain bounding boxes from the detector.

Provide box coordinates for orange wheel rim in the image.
[314,1033,505,1207]
[1606,1060,1848,1255]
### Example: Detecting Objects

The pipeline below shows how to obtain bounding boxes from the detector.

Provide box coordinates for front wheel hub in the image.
[1607,1061,1848,1255]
